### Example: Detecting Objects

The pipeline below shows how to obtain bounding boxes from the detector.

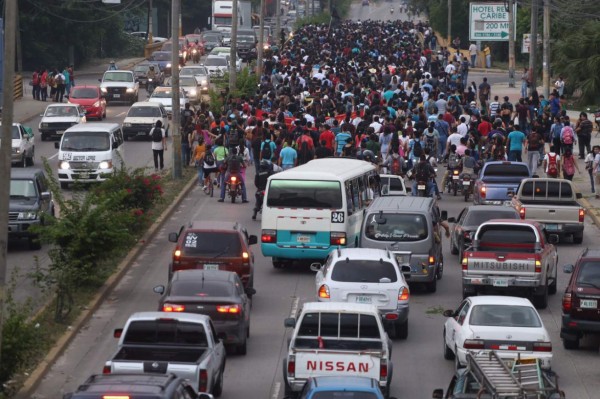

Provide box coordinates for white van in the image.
[54,123,124,189]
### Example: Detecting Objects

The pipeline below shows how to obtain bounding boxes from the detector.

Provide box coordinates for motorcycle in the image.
[447,169,460,196]
[252,190,265,220]
[192,48,200,64]
[462,174,473,202]
[146,78,155,95]
[416,180,428,197]
[390,7,394,14]
[226,174,243,203]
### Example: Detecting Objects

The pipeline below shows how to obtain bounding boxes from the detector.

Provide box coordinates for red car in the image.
[68,85,107,120]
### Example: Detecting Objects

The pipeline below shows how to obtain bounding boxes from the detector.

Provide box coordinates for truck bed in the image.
[113,345,206,363]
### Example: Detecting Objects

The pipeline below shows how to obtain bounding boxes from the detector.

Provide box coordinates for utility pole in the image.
[542,0,550,97]
[229,0,238,90]
[447,0,451,44]
[148,0,154,43]
[508,0,516,88]
[0,0,18,363]
[171,0,182,179]
[256,0,265,76]
[528,0,539,96]
[15,2,21,74]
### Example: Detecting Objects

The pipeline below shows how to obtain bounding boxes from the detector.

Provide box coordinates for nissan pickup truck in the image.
[104,312,226,396]
[461,220,558,309]
[511,178,585,244]
[472,161,532,205]
[283,302,393,398]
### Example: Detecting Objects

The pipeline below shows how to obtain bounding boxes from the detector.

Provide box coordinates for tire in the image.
[27,148,35,166]
[237,338,247,356]
[273,260,283,269]
[464,189,469,202]
[562,337,580,350]
[573,232,583,244]
[395,320,408,339]
[231,194,236,203]
[549,275,557,295]
[41,133,47,141]
[29,235,42,250]
[436,259,443,280]
[426,277,437,293]
[533,284,549,309]
[21,154,27,168]
[453,182,457,196]
[443,330,455,360]
[458,247,464,264]
[283,362,297,399]
[212,366,224,397]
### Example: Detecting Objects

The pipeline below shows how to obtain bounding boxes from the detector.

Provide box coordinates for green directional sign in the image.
[469,2,517,41]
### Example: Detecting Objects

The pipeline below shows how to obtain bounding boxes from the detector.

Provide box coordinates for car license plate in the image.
[462,180,470,185]
[203,264,219,271]
[297,235,311,243]
[580,299,597,309]
[545,224,558,231]
[137,131,147,136]
[355,295,372,304]
[79,173,89,179]
[493,278,508,287]
[452,175,459,180]
[417,184,426,190]
[113,94,120,98]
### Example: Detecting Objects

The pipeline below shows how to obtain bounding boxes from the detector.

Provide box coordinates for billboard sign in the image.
[469,2,516,41]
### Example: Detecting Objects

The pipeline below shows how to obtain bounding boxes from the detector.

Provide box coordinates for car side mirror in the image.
[216,332,227,341]
[576,192,583,199]
[547,234,559,244]
[113,328,123,338]
[41,191,51,200]
[248,235,257,245]
[168,232,178,242]
[284,317,296,328]
[98,78,102,82]
[112,140,119,148]
[153,285,165,294]
[432,389,444,399]
[441,210,448,220]
[447,217,456,223]
[245,287,256,296]
[54,142,60,149]
[563,264,574,274]
[310,263,322,272]
[442,309,455,318]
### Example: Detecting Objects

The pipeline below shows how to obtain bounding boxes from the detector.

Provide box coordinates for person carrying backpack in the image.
[410,132,424,165]
[543,145,561,178]
[384,147,405,176]
[150,120,167,172]
[561,149,580,181]
[218,146,248,203]
[410,154,436,197]
[561,120,575,153]
[424,123,439,157]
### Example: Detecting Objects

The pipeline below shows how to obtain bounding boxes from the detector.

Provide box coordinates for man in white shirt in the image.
[446,129,463,153]
[369,116,383,133]
[456,116,468,137]
[469,43,478,67]
[444,62,456,75]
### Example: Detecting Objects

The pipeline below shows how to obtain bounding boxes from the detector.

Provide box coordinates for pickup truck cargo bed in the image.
[113,346,206,363]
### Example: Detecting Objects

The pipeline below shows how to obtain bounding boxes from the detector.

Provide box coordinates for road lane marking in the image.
[48,152,59,160]
[289,296,299,319]
[271,382,280,399]
[116,111,126,117]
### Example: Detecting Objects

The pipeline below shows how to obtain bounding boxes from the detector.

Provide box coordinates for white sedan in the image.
[443,296,553,370]
[146,86,188,116]
[311,247,410,339]
[164,76,207,104]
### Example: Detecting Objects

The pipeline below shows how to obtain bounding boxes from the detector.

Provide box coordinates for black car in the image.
[448,205,520,260]
[154,269,255,355]
[64,373,214,399]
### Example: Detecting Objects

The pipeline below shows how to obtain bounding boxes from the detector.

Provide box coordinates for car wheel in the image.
[458,246,464,263]
[573,232,583,244]
[443,330,455,360]
[562,337,580,350]
[395,319,408,340]
[212,366,224,397]
[273,260,283,269]
[548,276,557,295]
[41,133,47,142]
[26,149,34,166]
[29,235,42,250]
[426,277,437,293]
[532,283,548,309]
[237,338,248,356]
[21,154,27,168]
[450,240,459,255]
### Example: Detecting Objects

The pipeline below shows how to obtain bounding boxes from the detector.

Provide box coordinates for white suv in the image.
[311,247,411,339]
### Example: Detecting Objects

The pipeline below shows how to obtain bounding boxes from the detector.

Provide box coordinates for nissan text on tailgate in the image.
[461,220,558,309]
[283,302,393,398]
[473,161,532,205]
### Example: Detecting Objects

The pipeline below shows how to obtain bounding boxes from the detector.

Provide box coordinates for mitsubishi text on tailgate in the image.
[461,220,558,309]
[473,161,532,205]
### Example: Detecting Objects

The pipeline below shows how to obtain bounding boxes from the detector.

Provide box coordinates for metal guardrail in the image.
[14,74,23,100]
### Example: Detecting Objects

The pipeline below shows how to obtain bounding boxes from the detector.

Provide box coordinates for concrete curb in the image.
[16,173,197,399]
[578,197,600,229]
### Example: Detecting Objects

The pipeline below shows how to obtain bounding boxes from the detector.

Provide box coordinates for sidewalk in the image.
[16,57,145,125]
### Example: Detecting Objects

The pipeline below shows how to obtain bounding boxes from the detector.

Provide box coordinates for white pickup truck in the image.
[104,312,226,396]
[283,302,393,398]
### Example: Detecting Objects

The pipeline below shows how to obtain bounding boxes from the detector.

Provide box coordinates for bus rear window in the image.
[267,180,342,208]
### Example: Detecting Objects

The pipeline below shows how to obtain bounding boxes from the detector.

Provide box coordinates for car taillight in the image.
[318,284,330,299]
[102,365,111,374]
[173,247,181,259]
[103,396,129,399]
[463,231,471,239]
[230,176,237,182]
[429,255,435,265]
[464,339,485,349]
[287,354,295,377]
[480,186,486,199]
[398,287,409,301]
[534,257,542,273]
[453,169,459,175]
[216,304,241,313]
[379,358,388,381]
[330,232,346,245]
[199,369,208,392]
[462,257,468,270]
[242,251,249,261]
[519,207,526,219]
[562,292,572,312]
[163,303,185,312]
[579,208,585,222]
[533,342,552,352]
[261,229,276,243]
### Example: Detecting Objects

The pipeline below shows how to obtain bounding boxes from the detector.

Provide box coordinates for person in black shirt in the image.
[315,140,333,158]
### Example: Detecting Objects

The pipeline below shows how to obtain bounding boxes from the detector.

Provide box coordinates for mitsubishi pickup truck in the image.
[283,302,393,398]
[510,178,585,244]
[104,312,226,396]
[472,161,533,205]
[461,220,558,309]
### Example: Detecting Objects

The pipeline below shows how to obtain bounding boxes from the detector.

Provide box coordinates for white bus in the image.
[260,158,380,268]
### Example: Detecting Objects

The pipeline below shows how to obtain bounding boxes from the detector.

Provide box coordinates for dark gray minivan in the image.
[359,196,444,293]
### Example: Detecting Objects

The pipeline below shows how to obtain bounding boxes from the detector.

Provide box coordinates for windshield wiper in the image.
[10,194,29,199]
[578,281,600,290]
[79,147,103,151]
[211,246,231,260]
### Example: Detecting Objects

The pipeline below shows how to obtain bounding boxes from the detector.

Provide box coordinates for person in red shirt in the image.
[477,115,493,140]
[319,123,335,151]
[443,109,456,127]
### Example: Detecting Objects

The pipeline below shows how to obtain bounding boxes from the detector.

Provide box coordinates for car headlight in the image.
[12,147,20,154]
[100,87,107,93]
[41,123,49,128]
[99,161,112,169]
[123,122,132,127]
[166,63,172,68]
[18,211,38,220]
[126,88,134,93]
[189,89,197,96]
[192,49,197,54]
[59,161,71,170]
[92,101,101,107]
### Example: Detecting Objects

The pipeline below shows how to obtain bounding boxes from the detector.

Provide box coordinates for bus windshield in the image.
[267,180,342,208]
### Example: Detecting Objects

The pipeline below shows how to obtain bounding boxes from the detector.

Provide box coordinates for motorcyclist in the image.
[252,148,281,219]
[218,146,248,203]
[147,65,157,91]
[459,149,477,179]
[192,40,201,62]
[410,154,436,197]
[390,7,394,14]
[108,60,118,71]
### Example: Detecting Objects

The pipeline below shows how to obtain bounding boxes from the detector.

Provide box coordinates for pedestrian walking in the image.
[469,42,477,67]
[62,67,71,96]
[32,69,40,100]
[586,146,600,195]
[575,112,593,159]
[521,67,530,99]
[525,128,544,174]
[561,149,579,181]
[40,68,48,101]
[151,120,167,172]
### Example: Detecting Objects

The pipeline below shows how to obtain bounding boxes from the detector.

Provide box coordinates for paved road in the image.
[27,4,600,399]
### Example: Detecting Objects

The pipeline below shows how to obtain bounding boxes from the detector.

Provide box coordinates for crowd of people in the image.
[31,66,75,103]
[149,18,599,201]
